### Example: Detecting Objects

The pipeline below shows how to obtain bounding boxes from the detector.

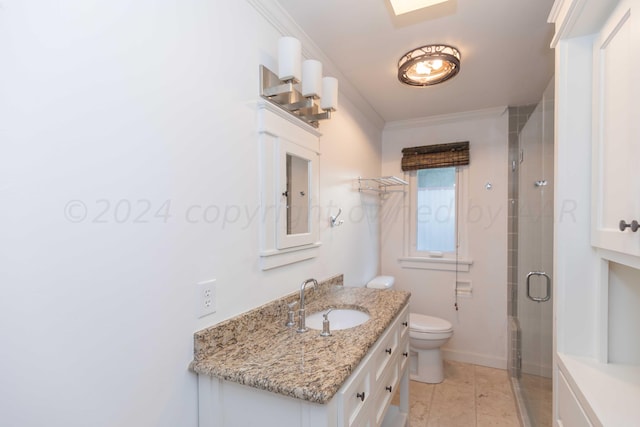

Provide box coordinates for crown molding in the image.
[548,0,569,24]
[548,0,586,48]
[548,0,619,48]
[246,0,385,131]
[383,106,508,131]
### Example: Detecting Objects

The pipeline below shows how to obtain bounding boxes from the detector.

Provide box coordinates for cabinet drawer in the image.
[398,340,410,372]
[373,327,398,382]
[338,366,371,427]
[398,308,410,341]
[372,362,399,426]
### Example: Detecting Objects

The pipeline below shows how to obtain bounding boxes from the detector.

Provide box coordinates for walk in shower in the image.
[508,79,554,427]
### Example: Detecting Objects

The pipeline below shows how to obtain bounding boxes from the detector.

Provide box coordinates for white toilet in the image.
[366,276,453,384]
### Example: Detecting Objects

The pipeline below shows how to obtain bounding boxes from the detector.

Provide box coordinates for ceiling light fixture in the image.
[389,0,449,15]
[397,44,461,87]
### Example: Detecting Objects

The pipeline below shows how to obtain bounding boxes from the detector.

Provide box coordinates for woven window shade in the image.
[401,141,469,171]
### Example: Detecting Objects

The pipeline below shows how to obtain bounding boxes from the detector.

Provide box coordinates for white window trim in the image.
[398,256,473,271]
[399,167,473,271]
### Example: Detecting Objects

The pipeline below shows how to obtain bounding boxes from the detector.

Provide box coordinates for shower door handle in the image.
[526,271,551,303]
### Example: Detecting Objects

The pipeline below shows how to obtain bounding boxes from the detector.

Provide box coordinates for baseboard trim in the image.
[442,348,507,370]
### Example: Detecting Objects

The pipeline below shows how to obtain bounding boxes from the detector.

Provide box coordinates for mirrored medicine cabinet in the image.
[258,101,321,270]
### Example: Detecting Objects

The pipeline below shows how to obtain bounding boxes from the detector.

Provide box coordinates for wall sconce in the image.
[260,37,338,128]
[398,44,460,86]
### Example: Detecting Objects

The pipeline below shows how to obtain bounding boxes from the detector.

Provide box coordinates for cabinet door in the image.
[337,365,371,427]
[592,0,640,255]
[557,371,593,427]
[371,362,399,426]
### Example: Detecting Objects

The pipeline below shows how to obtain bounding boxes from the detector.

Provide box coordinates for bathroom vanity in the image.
[190,279,410,427]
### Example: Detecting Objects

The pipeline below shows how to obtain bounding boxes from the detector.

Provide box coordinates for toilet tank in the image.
[366,275,395,290]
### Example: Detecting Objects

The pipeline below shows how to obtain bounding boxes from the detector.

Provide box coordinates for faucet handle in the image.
[320,308,334,337]
[285,301,298,327]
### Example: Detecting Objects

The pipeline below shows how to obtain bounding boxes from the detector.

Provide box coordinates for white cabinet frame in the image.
[258,101,321,270]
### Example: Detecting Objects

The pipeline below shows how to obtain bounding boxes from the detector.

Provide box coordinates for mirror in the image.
[286,153,310,235]
[276,138,318,250]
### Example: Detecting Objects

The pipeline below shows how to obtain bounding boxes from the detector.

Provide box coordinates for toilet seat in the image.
[409,313,453,334]
[409,329,453,341]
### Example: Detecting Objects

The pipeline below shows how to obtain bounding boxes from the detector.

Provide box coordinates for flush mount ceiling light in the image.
[389,0,449,15]
[398,44,461,87]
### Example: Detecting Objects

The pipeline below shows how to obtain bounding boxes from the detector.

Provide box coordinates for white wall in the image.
[381,109,509,368]
[0,1,382,426]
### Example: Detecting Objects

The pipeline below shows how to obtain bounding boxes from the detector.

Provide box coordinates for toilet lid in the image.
[410,313,453,333]
[366,276,395,289]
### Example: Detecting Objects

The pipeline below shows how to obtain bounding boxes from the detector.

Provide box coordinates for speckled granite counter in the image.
[190,275,410,404]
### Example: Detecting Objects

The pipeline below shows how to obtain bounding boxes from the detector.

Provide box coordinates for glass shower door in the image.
[516,80,554,427]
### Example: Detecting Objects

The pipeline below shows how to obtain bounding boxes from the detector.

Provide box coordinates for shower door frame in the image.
[507,78,554,427]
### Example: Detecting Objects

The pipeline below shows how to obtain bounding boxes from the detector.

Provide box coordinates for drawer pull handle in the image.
[356,392,365,402]
[386,385,393,393]
[619,220,640,232]
[403,352,409,357]
[385,348,392,355]
[402,321,408,327]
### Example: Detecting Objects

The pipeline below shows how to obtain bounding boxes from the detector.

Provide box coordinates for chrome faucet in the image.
[297,278,317,333]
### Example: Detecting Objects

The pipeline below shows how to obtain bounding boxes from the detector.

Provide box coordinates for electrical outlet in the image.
[198,279,217,317]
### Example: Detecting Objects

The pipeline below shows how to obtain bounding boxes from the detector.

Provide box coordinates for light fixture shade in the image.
[398,44,460,86]
[278,37,301,82]
[321,77,338,111]
[302,59,323,98]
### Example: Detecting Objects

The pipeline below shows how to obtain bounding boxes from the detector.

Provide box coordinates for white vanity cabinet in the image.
[197,304,410,427]
[337,305,410,427]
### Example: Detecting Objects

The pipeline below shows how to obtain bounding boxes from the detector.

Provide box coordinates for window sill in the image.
[398,256,473,272]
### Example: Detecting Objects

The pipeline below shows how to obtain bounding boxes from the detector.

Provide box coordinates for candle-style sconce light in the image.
[260,36,338,128]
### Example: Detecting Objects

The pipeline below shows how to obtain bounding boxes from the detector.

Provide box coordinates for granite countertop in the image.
[190,276,410,404]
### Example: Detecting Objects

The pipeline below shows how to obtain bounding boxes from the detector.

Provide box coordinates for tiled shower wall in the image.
[507,104,536,377]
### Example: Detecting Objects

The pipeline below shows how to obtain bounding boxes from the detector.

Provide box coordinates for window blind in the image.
[401,141,469,171]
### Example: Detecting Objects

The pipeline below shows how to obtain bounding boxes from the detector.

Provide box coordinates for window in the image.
[399,141,471,270]
[402,165,471,271]
[416,167,456,253]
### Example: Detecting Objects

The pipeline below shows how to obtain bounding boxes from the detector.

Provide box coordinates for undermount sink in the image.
[306,308,370,331]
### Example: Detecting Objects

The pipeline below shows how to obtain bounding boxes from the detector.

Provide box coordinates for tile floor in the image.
[393,360,521,426]
[519,373,552,427]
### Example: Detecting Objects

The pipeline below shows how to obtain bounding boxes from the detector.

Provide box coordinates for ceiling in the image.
[276,0,556,123]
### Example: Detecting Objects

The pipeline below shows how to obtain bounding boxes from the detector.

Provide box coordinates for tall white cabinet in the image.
[591,0,640,257]
[550,0,640,425]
